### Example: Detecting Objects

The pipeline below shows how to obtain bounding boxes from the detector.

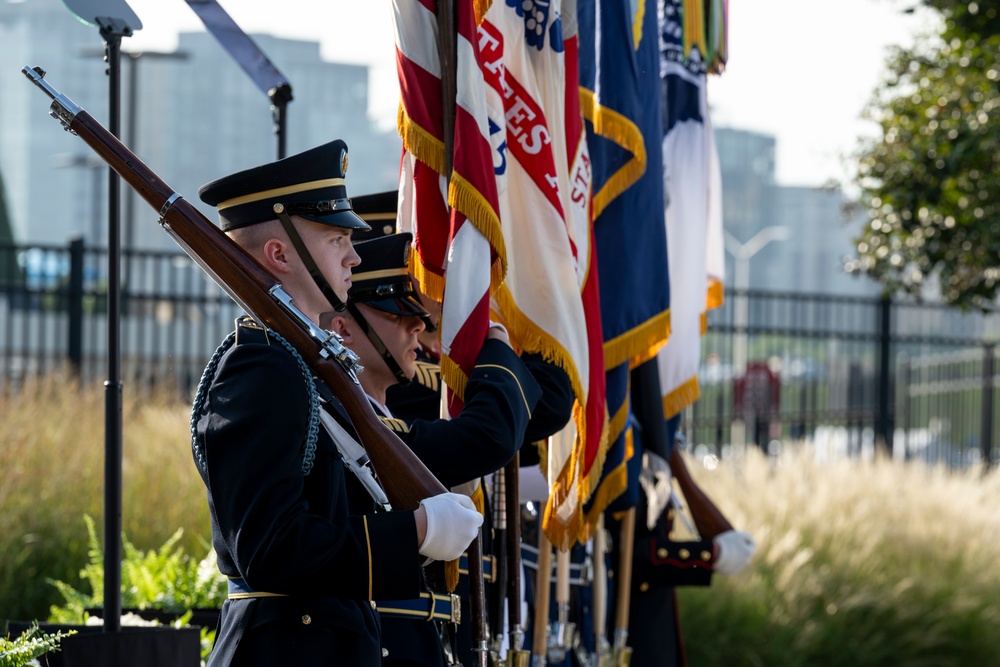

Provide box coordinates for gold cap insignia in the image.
[340,149,349,176]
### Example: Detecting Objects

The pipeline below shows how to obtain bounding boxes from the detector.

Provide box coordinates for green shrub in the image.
[47,514,225,663]
[0,622,75,667]
[0,373,211,628]
[47,514,225,623]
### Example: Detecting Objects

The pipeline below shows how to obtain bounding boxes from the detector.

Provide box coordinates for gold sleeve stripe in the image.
[363,515,373,600]
[475,364,531,416]
[379,416,410,433]
[413,361,440,390]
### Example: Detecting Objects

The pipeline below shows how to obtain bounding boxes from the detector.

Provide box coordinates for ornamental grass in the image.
[678,445,1000,666]
[3,376,1000,665]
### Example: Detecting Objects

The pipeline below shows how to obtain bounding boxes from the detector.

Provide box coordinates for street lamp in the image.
[52,153,105,248]
[82,47,190,253]
[724,225,790,378]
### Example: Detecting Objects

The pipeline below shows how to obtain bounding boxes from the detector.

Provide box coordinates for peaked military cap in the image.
[349,190,399,242]
[350,232,431,322]
[198,139,371,232]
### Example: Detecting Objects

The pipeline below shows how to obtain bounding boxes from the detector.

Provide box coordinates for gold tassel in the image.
[445,559,460,593]
[445,483,487,592]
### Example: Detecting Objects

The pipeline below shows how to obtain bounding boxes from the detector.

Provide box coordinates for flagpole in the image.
[612,508,635,666]
[506,453,530,665]
[437,0,456,178]
[435,2,490,664]
[591,513,611,664]
[532,530,553,667]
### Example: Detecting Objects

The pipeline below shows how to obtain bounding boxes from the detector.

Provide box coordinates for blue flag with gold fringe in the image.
[579,0,670,518]
[580,0,670,370]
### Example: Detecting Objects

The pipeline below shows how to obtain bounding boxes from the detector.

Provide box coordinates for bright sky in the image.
[122,0,935,189]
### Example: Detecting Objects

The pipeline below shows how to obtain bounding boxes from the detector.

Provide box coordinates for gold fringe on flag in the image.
[631,0,646,51]
[662,375,700,420]
[473,0,492,27]
[536,396,613,549]
[440,355,470,404]
[682,0,707,62]
[602,308,671,372]
[494,283,613,546]
[398,105,447,176]
[578,88,647,221]
[581,394,633,530]
[494,284,586,413]
[447,171,507,290]
[706,278,724,311]
[409,252,447,306]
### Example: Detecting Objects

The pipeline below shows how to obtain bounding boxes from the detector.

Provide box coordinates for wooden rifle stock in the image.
[23,66,446,510]
[669,447,733,539]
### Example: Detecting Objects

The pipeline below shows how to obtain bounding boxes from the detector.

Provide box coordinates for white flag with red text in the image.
[480,0,607,546]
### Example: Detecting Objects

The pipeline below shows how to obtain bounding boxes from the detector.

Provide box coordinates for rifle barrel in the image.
[22,65,447,510]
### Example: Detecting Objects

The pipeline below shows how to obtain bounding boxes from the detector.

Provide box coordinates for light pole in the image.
[724,225,790,378]
[122,49,190,253]
[82,47,189,254]
[52,153,105,247]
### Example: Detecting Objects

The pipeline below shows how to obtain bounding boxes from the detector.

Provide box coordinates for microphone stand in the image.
[94,15,133,635]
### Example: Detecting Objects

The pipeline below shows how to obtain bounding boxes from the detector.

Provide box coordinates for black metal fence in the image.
[683,289,1000,467]
[3,239,999,467]
[0,239,241,396]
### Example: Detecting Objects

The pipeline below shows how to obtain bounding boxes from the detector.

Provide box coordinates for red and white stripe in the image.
[395,0,504,413]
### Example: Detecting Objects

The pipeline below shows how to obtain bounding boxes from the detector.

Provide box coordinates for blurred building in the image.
[0,0,401,249]
[714,127,878,297]
[1,0,880,297]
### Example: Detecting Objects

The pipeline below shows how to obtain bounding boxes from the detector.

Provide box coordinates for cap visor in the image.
[300,209,372,231]
[360,296,431,320]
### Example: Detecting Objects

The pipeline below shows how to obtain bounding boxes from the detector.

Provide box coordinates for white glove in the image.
[713,530,756,576]
[418,492,484,562]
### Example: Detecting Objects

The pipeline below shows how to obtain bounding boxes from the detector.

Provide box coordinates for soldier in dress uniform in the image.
[344,198,576,665]
[192,141,483,667]
[380,276,576,667]
[324,231,544,666]
[606,417,756,667]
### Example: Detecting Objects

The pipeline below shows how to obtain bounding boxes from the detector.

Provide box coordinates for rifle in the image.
[669,444,733,539]
[21,65,447,511]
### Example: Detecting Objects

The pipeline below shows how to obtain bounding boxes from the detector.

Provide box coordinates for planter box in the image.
[85,606,221,631]
[4,622,201,667]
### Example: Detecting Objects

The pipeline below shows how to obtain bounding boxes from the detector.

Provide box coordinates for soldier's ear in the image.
[327,314,352,341]
[260,238,292,274]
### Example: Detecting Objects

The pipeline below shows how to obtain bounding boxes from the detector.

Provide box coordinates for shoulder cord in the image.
[191,328,319,476]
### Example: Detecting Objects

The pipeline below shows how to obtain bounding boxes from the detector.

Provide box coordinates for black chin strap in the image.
[347,303,411,386]
[274,203,346,313]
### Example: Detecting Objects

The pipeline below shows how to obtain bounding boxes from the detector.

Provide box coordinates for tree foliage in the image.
[849,1,1000,309]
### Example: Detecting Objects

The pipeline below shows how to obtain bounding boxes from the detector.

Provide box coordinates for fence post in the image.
[875,294,893,455]
[899,356,910,460]
[982,344,994,469]
[68,237,85,378]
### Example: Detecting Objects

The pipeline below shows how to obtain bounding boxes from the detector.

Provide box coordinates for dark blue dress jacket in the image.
[192,319,422,666]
